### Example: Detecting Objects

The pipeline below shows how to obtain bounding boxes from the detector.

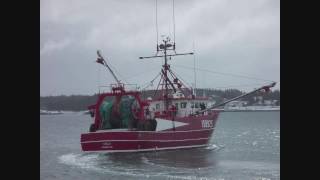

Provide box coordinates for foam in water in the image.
[58,153,221,180]
[252,141,258,146]
[58,153,100,171]
[59,153,150,178]
[219,160,279,171]
[205,144,225,151]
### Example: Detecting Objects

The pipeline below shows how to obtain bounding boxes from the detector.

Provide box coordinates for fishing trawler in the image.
[80,37,275,152]
[80,1,276,153]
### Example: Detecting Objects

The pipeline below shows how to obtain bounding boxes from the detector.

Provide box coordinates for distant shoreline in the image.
[40,110,88,115]
[222,109,280,112]
[223,105,280,112]
[40,107,280,115]
[40,89,280,112]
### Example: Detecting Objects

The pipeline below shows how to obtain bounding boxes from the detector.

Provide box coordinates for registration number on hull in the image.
[201,120,214,128]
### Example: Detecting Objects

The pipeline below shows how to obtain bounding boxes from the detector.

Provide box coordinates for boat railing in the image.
[98,83,139,94]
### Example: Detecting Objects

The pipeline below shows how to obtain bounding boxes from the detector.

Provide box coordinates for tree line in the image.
[40,89,280,111]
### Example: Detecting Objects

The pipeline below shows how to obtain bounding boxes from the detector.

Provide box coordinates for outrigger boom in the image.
[96,50,122,85]
[195,82,277,114]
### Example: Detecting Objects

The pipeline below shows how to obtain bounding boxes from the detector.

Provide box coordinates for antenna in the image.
[193,41,197,96]
[140,1,194,110]
[155,0,159,52]
[172,0,176,48]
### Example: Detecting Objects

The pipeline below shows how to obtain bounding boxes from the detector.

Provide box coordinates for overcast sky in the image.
[40,0,280,96]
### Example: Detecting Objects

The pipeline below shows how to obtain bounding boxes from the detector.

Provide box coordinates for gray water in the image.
[40,111,280,180]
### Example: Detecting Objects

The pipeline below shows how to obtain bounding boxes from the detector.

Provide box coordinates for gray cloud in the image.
[40,0,280,96]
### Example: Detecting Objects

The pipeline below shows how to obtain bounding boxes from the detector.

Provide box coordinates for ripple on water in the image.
[58,148,225,180]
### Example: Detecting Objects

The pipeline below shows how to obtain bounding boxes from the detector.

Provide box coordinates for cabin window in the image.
[156,104,160,110]
[181,102,187,108]
[175,103,179,109]
[191,102,194,108]
[200,102,206,110]
[195,102,199,108]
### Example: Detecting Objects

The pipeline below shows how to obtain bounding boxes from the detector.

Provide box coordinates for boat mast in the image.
[140,37,193,111]
[139,0,193,111]
[163,38,169,110]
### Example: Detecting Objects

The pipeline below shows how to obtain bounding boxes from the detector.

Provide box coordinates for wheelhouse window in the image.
[175,103,179,109]
[180,102,187,108]
[195,102,199,108]
[191,102,194,108]
[156,103,160,110]
[200,102,206,110]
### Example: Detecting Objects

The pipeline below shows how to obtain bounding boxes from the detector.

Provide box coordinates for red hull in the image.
[81,111,219,152]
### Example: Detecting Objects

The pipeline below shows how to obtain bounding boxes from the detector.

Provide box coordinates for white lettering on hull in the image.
[201,120,214,128]
[101,142,113,149]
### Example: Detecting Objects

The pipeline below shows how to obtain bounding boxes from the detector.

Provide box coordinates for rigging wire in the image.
[122,66,160,81]
[140,72,162,90]
[211,83,266,89]
[193,41,196,95]
[98,62,101,94]
[169,68,193,89]
[107,61,129,84]
[168,18,171,40]
[171,66,199,80]
[171,66,272,91]
[174,65,275,83]
[172,0,176,44]
[155,0,159,47]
